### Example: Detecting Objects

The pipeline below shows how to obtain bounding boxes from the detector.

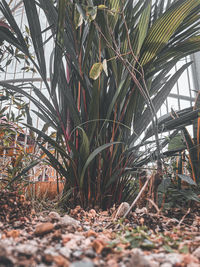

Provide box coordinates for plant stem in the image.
[123,175,151,218]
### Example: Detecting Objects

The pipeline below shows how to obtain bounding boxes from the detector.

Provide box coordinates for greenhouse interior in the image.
[0,1,200,266]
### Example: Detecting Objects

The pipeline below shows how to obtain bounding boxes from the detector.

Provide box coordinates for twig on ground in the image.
[149,212,179,225]
[147,198,160,214]
[177,208,191,227]
[123,176,151,219]
[105,176,151,229]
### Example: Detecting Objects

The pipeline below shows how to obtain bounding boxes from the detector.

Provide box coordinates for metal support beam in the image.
[169,93,195,102]
[1,78,50,84]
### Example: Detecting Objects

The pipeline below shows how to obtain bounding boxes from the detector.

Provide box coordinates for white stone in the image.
[60,215,80,227]
[131,248,144,255]
[64,238,85,249]
[44,247,59,256]
[16,244,38,255]
[89,209,96,216]
[149,261,160,267]
[193,246,200,259]
[146,253,166,263]
[82,238,92,247]
[70,260,95,267]
[135,207,148,214]
[194,236,200,242]
[128,248,152,267]
[49,211,61,221]
[160,263,172,267]
[59,246,71,258]
[164,253,182,265]
[27,240,38,246]
[187,263,200,267]
[62,233,85,250]
[38,215,47,222]
[114,202,130,218]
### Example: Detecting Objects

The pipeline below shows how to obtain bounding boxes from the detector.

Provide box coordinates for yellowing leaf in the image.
[89,62,103,80]
[87,6,97,21]
[98,5,107,10]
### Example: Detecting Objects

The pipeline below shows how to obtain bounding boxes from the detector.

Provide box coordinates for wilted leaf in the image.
[89,62,103,80]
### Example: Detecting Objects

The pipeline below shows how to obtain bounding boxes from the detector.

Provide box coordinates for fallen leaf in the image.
[92,239,106,254]
[85,230,98,238]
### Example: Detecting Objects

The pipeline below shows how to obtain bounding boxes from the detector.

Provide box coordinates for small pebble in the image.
[83,226,90,231]
[160,263,172,267]
[193,246,200,259]
[72,250,83,259]
[59,247,71,259]
[34,222,54,236]
[49,211,61,221]
[85,249,96,258]
[70,260,95,267]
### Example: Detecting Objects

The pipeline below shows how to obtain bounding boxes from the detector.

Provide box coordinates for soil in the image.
[0,198,200,267]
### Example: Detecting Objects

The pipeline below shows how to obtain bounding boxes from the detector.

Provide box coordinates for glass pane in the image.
[180,99,191,109]
[177,70,190,97]
[167,97,179,111]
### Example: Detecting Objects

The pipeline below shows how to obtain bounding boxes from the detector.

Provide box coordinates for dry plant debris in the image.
[0,200,200,267]
[0,189,32,223]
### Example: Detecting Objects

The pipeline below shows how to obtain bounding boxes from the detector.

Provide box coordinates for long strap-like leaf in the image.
[129,62,192,144]
[140,0,200,66]
[51,0,66,96]
[0,0,28,52]
[80,142,122,188]
[23,0,46,79]
[0,82,58,128]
